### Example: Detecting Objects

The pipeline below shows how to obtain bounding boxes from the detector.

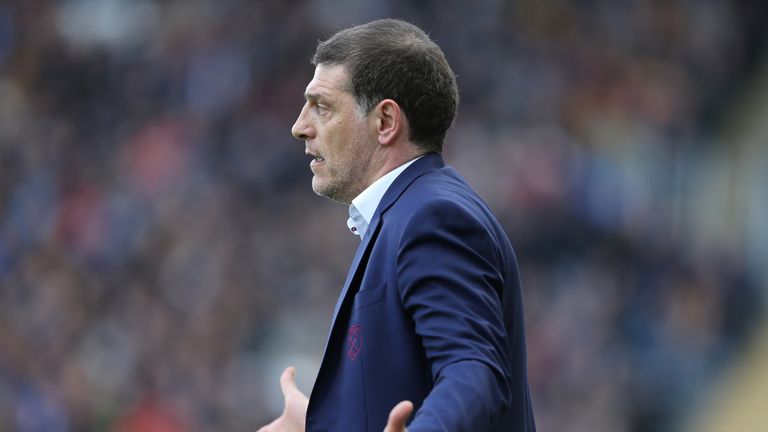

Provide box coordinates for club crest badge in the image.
[346,324,362,360]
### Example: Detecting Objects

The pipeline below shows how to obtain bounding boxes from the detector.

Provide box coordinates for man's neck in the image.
[364,148,424,192]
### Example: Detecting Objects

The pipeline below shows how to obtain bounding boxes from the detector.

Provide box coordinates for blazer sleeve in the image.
[396,198,513,431]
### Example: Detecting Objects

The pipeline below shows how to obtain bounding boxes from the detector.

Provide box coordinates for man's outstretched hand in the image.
[257,367,309,432]
[384,400,413,432]
[257,369,411,432]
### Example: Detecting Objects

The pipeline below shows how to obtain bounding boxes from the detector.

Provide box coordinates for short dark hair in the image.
[312,19,459,153]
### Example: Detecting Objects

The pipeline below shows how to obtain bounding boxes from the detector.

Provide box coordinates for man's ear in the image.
[374,99,404,146]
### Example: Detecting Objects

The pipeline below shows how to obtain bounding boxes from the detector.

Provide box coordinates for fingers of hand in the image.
[280,366,297,398]
[257,422,274,432]
[384,400,413,432]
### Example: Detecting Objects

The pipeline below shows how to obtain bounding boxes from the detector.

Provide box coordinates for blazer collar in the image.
[354,152,444,274]
[375,152,444,218]
[312,152,445,402]
[326,153,444,330]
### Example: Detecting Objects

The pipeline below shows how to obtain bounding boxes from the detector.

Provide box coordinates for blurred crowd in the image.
[0,0,766,431]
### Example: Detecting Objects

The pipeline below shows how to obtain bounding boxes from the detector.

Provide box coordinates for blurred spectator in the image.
[0,1,765,431]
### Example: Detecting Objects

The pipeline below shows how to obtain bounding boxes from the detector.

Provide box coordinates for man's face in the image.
[291,64,375,204]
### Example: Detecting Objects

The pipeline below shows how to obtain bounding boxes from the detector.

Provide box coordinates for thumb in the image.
[279,366,298,399]
[384,400,413,432]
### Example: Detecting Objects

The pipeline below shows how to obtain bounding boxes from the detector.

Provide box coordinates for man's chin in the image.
[312,180,351,205]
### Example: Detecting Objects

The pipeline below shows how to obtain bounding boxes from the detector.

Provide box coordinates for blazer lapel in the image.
[314,153,446,378]
[327,153,445,330]
[328,215,381,327]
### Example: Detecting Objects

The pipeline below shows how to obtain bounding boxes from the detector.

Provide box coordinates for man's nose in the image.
[291,104,314,140]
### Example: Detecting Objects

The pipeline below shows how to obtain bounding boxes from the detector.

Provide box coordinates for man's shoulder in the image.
[387,168,492,232]
[399,166,483,210]
[395,165,511,240]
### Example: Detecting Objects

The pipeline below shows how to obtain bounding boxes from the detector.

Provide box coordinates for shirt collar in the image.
[347,156,421,239]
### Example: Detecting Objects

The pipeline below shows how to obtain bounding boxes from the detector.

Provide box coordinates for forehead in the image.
[304,64,352,100]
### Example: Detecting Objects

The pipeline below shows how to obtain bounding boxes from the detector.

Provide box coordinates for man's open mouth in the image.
[307,150,324,163]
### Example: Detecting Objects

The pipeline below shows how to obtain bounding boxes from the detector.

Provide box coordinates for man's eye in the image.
[315,104,329,115]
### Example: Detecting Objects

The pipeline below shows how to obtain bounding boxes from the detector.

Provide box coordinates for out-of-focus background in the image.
[0,1,766,431]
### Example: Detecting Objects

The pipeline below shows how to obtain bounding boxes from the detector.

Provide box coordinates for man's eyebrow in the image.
[304,92,325,101]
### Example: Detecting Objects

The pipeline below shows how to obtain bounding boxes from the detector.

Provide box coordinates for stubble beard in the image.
[312,173,353,205]
[311,126,372,205]
[311,155,368,205]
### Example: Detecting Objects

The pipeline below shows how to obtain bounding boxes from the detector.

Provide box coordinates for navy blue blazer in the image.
[306,153,535,431]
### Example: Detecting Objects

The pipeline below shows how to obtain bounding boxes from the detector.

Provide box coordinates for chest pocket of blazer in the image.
[352,283,386,311]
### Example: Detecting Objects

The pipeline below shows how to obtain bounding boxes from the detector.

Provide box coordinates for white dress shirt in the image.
[347,157,421,240]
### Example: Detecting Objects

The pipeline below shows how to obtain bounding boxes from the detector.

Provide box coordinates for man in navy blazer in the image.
[258,19,535,432]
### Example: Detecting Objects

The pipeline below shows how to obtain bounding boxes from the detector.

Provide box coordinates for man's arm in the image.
[396,198,513,431]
